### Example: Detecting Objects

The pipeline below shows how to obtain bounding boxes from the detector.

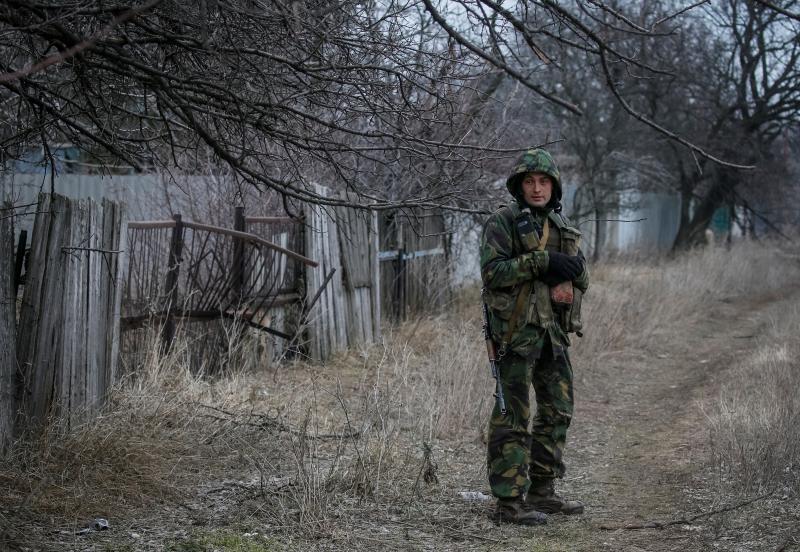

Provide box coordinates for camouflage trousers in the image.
[487,342,574,499]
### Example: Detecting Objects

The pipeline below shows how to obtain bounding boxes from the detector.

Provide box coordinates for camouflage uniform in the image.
[480,149,589,501]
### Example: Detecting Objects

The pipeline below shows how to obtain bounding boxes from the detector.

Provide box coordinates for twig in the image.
[729,188,792,242]
[651,0,712,28]
[195,403,359,440]
[61,246,122,254]
[438,523,505,544]
[279,267,337,364]
[599,492,773,530]
[0,202,38,212]
[776,526,798,552]
[576,217,647,227]
[0,210,49,222]
[412,442,439,497]
[384,518,505,544]
[752,0,800,22]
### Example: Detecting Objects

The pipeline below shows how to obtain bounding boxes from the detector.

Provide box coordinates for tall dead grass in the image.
[705,302,800,495]
[577,240,795,357]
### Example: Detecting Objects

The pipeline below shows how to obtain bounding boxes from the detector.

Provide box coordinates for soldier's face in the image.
[521,172,553,208]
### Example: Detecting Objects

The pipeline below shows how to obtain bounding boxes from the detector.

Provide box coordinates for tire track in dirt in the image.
[525,290,791,552]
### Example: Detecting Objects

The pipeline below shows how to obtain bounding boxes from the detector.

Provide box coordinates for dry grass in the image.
[705,302,800,495]
[1,238,799,551]
[577,240,795,358]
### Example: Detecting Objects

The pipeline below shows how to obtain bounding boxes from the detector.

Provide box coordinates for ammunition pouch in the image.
[569,288,583,335]
[557,225,584,335]
[482,286,522,321]
[550,281,574,307]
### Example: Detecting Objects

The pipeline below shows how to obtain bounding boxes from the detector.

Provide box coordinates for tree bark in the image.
[672,175,731,250]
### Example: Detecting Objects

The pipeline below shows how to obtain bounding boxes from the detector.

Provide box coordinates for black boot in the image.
[526,478,584,515]
[493,498,548,525]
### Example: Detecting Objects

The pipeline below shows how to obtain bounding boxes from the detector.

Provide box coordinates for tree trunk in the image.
[593,206,607,263]
[672,174,731,251]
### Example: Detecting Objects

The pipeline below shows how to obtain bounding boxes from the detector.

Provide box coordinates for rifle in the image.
[481,289,507,416]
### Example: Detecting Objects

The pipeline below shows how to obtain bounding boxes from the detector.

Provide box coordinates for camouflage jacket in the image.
[480,201,589,359]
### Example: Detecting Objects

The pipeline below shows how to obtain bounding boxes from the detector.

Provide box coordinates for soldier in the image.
[480,148,589,525]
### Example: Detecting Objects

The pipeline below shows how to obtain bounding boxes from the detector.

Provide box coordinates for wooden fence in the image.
[0,190,454,445]
[304,185,381,360]
[0,191,450,447]
[379,210,449,321]
[10,193,126,430]
[121,212,315,373]
[119,187,382,368]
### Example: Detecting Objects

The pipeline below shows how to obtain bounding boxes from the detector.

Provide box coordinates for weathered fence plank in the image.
[1,203,17,452]
[106,199,127,391]
[370,210,381,343]
[16,194,126,428]
[18,193,65,425]
[304,185,381,359]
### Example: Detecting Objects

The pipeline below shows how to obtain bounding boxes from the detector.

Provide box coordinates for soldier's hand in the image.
[545,252,583,283]
[539,272,563,287]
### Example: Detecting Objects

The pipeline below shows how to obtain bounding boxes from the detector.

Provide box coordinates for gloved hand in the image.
[543,251,583,285]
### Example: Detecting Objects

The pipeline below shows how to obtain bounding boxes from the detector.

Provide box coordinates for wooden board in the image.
[0,202,17,451]
[303,185,381,360]
[16,194,126,429]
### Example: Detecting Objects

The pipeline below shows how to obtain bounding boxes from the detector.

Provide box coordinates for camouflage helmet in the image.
[506,148,562,209]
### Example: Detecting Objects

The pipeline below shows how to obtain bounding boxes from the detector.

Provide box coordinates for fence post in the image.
[13,229,26,298]
[162,213,184,354]
[399,248,409,321]
[232,206,245,304]
[16,194,126,429]
[392,216,407,321]
[0,204,17,453]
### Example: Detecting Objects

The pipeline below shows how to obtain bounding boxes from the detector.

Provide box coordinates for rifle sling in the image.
[500,218,549,352]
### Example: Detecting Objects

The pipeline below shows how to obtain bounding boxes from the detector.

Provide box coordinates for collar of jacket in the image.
[515,199,553,221]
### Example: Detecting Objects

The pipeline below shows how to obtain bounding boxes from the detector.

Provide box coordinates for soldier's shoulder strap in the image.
[548,211,582,235]
[496,202,546,352]
[504,204,569,229]
[497,202,524,222]
[548,211,569,229]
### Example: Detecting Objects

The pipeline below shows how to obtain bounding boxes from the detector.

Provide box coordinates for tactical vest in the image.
[497,203,584,337]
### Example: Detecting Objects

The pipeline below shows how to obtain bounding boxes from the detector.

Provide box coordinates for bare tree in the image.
[0,0,796,217]
[634,0,800,247]
[515,0,800,248]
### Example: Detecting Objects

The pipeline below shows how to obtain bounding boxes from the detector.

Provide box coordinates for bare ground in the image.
[539,288,800,552]
[3,288,799,551]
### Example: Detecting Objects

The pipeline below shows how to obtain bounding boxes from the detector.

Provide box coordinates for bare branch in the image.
[0,0,164,84]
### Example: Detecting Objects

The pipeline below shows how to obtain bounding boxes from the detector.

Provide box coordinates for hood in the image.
[505,148,562,210]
